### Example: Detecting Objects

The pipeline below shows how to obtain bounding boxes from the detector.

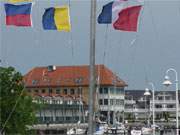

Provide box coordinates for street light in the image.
[146,82,155,135]
[163,68,179,135]
[144,89,151,127]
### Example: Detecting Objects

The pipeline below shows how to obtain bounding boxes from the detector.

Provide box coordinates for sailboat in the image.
[67,96,87,135]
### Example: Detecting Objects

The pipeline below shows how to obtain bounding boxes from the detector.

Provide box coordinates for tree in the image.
[0,67,38,134]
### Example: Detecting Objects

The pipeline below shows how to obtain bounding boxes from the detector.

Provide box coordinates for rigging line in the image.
[144,65,149,86]
[95,65,101,113]
[127,1,145,88]
[68,0,74,66]
[67,0,76,85]
[102,24,109,66]
[146,0,159,44]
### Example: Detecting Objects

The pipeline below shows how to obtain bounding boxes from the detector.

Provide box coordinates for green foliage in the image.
[0,67,38,134]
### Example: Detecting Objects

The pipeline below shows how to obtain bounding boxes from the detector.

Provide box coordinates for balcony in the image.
[151,100,176,104]
[124,108,149,113]
[99,105,124,111]
[150,107,177,112]
[124,100,136,104]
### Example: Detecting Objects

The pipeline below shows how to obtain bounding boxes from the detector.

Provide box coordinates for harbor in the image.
[0,0,180,135]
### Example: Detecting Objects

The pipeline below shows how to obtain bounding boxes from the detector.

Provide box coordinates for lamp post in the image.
[146,82,155,135]
[144,89,151,126]
[163,68,179,135]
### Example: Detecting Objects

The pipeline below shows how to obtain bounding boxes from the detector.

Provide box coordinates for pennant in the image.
[4,3,32,27]
[113,5,142,31]
[8,0,32,3]
[42,6,71,32]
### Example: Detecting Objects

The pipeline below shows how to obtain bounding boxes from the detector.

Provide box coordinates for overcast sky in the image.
[0,0,180,90]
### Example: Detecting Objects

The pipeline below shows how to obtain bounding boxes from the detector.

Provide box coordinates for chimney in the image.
[47,65,56,72]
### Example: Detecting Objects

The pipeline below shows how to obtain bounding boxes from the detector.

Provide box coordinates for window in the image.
[167,104,174,108]
[116,88,124,94]
[104,99,108,105]
[158,97,163,100]
[110,99,114,105]
[166,96,171,100]
[41,89,45,93]
[110,88,115,94]
[99,88,103,94]
[27,89,31,93]
[70,89,75,95]
[156,105,162,108]
[64,89,68,94]
[99,99,103,105]
[56,89,61,94]
[104,88,108,94]
[49,89,52,93]
[77,88,82,95]
[34,89,38,93]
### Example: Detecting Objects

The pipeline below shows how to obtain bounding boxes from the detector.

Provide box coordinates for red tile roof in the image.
[24,65,127,88]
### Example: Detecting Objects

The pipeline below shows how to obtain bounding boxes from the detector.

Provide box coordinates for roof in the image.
[24,65,127,88]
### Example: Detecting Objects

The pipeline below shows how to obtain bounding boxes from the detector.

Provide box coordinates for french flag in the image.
[4,3,32,27]
[98,0,142,32]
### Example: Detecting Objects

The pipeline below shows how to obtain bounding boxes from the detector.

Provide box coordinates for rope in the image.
[102,24,109,66]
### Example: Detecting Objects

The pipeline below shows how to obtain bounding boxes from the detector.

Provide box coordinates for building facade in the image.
[24,65,127,130]
[125,90,180,125]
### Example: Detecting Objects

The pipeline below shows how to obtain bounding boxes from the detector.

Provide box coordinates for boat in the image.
[67,128,86,135]
[141,127,152,135]
[131,127,142,135]
[94,120,108,135]
[67,95,87,135]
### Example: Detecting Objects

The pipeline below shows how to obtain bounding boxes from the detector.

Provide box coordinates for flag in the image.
[113,5,142,31]
[98,0,127,24]
[42,6,71,32]
[98,2,113,24]
[97,0,142,32]
[8,0,32,3]
[4,3,32,27]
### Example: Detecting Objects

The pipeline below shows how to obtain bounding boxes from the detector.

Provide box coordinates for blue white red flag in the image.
[98,0,142,32]
[4,3,32,27]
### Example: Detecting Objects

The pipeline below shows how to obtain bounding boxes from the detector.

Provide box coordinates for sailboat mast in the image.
[88,0,97,134]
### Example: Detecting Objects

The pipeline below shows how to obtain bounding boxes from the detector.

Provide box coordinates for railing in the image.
[150,100,176,104]
[99,105,124,111]
[124,100,136,104]
[124,108,149,113]
[36,116,88,124]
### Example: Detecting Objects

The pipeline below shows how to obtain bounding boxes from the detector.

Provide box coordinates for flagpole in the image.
[88,0,96,134]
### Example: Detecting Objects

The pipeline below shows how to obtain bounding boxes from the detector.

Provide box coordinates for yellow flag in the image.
[54,6,71,32]
[8,0,32,3]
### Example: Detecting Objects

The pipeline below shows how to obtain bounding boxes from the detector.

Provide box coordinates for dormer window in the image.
[32,80,38,85]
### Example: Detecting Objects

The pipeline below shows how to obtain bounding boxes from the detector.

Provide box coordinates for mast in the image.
[88,0,97,134]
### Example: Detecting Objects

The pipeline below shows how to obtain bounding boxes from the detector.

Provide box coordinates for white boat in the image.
[94,121,108,135]
[141,127,152,135]
[67,128,86,135]
[131,129,142,135]
[107,123,126,134]
[131,127,142,135]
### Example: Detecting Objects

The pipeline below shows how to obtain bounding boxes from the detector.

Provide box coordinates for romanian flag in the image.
[42,6,71,32]
[4,3,32,27]
[8,0,32,3]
